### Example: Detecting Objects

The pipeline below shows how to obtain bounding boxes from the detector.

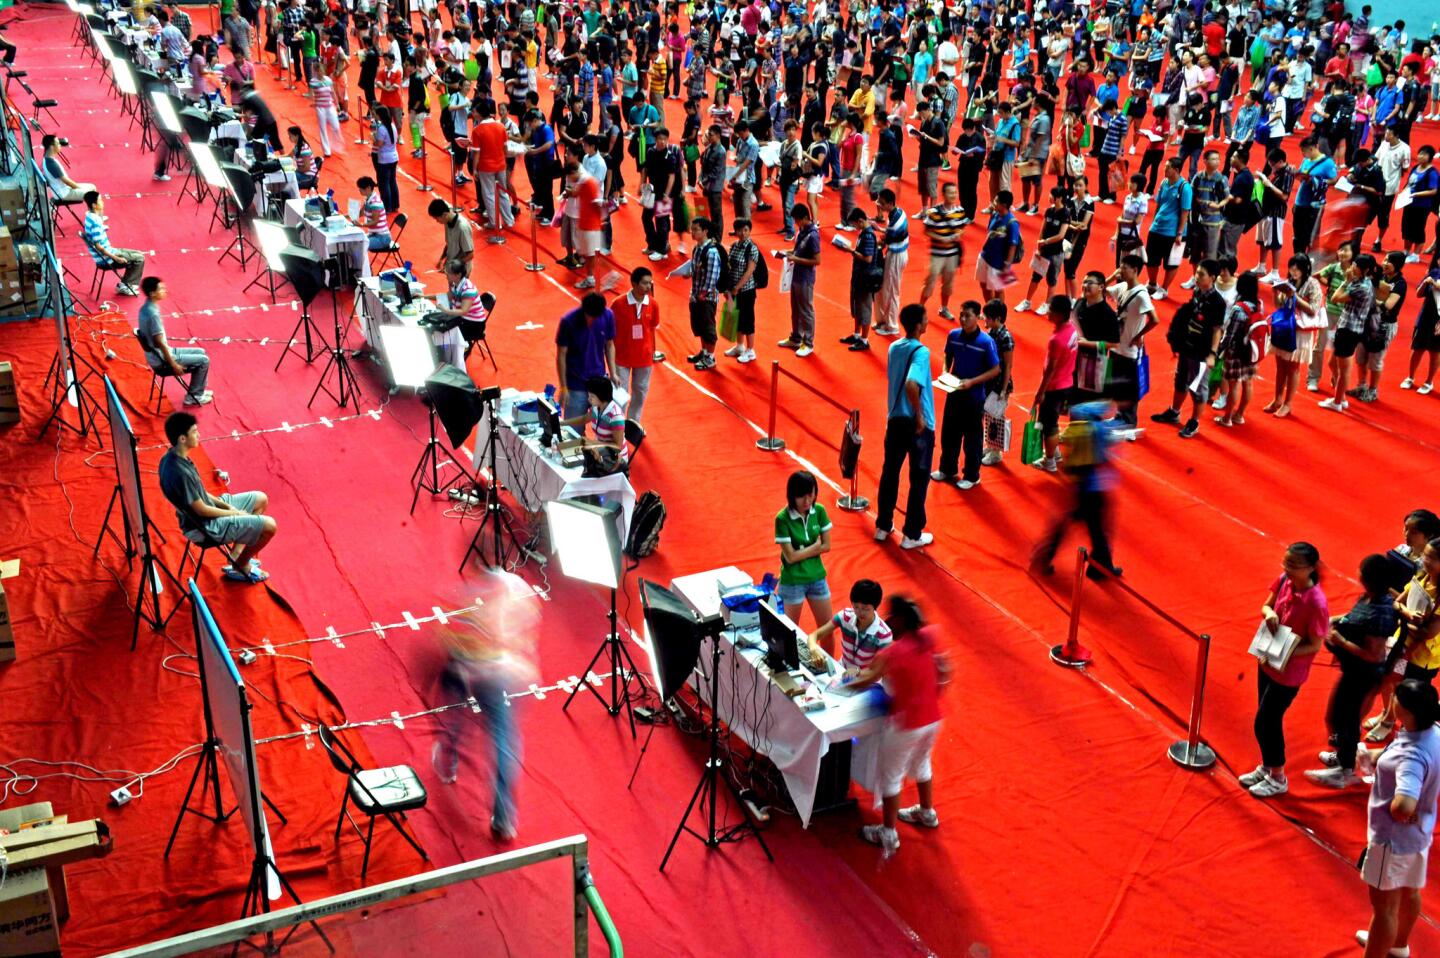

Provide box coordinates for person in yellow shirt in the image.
[649,52,668,113]
[1365,539,1440,741]
[848,75,878,172]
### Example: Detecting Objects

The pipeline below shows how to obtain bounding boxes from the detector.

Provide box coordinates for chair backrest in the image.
[624,418,645,456]
[480,291,496,315]
[134,327,160,363]
[317,723,359,778]
[391,212,408,239]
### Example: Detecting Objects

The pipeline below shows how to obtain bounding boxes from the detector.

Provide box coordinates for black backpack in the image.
[707,241,733,292]
[624,491,666,561]
[752,244,770,289]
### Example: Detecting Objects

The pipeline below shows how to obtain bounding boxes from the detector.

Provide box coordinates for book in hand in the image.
[1249,620,1300,671]
[935,372,963,393]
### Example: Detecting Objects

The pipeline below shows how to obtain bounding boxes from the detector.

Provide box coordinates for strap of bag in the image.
[891,341,920,417]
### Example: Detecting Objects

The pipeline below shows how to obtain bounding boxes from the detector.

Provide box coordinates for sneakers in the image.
[839,333,859,345]
[956,477,980,490]
[929,469,950,481]
[183,390,215,406]
[686,351,705,363]
[574,276,596,289]
[1211,393,1228,410]
[1248,771,1288,798]
[1354,930,1411,957]
[1238,765,1269,788]
[1401,377,1415,389]
[860,823,900,855]
[432,741,459,784]
[1179,277,1197,290]
[1306,379,1321,392]
[1318,397,1349,412]
[981,449,1002,466]
[873,527,892,542]
[1015,298,1032,312]
[724,344,744,357]
[1178,419,1200,439]
[794,345,814,358]
[693,353,716,370]
[115,282,139,297]
[1037,456,1058,472]
[938,307,954,321]
[848,338,870,351]
[1304,766,1361,789]
[1151,287,1168,301]
[737,349,757,363]
[897,805,939,828]
[873,324,900,337]
[1356,386,1378,403]
[1317,750,1339,768]
[1150,408,1181,425]
[1421,383,1435,395]
[899,532,934,550]
[778,337,800,349]
[647,250,665,262]
[1035,302,1050,316]
[153,172,172,182]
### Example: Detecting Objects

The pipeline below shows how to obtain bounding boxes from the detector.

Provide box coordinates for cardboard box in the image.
[0,559,18,662]
[0,228,15,272]
[0,187,24,225]
[0,363,15,425]
[0,867,58,958]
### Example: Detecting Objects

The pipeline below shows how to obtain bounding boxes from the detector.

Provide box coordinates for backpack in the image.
[1166,299,1194,353]
[1269,303,1297,353]
[708,240,733,292]
[752,246,770,289]
[624,491,666,560]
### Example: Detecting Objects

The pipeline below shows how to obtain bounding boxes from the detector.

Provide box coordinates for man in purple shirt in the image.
[555,293,617,418]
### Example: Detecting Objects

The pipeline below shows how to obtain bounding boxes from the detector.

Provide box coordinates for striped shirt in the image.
[311,77,336,111]
[450,277,487,324]
[833,607,893,672]
[590,398,627,452]
[293,140,315,175]
[81,211,114,264]
[362,190,388,234]
[883,207,909,255]
[923,204,965,257]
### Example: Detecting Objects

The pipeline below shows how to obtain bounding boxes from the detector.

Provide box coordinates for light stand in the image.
[564,582,646,739]
[181,140,219,207]
[244,219,295,302]
[274,247,330,369]
[460,388,524,572]
[659,620,774,872]
[38,310,106,447]
[307,275,362,414]
[379,327,477,512]
[216,163,258,270]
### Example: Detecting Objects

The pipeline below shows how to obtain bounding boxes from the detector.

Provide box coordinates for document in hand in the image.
[1249,621,1300,671]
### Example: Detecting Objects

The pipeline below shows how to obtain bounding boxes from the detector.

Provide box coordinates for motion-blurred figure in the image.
[1030,400,1126,581]
[432,571,539,841]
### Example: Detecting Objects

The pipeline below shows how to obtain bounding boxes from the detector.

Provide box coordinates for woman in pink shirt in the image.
[1030,300,1078,473]
[1240,543,1330,799]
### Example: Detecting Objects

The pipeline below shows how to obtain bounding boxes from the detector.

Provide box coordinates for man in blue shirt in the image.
[875,305,936,550]
[81,191,146,296]
[554,293,617,418]
[975,190,1020,303]
[933,301,1000,489]
[524,110,560,224]
[1293,136,1336,254]
[1144,158,1191,299]
[987,103,1023,209]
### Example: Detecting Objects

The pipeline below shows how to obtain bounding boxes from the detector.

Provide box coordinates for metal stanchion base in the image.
[486,236,506,244]
[836,495,869,511]
[756,438,786,451]
[524,262,546,272]
[1167,740,1217,770]
[1049,643,1092,668]
[417,185,434,192]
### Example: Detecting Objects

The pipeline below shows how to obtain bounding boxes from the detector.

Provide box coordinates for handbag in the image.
[983,413,1012,451]
[1066,152,1086,178]
[1136,349,1150,399]
[719,299,740,342]
[1020,411,1044,465]
[684,143,701,163]
[983,390,1008,418]
[638,182,656,209]
[1075,343,1107,392]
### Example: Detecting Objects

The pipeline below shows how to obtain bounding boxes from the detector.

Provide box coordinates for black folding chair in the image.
[368,212,407,274]
[317,724,429,882]
[460,291,497,370]
[621,419,645,472]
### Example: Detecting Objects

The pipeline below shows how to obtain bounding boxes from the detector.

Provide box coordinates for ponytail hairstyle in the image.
[1395,678,1440,731]
[886,595,923,637]
[1287,541,1322,586]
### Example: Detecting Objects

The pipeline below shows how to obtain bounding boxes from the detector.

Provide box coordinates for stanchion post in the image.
[523,202,545,272]
[755,360,785,451]
[353,97,369,146]
[486,177,506,244]
[1168,632,1218,769]
[1050,546,1094,668]
[836,410,868,511]
[417,139,433,192]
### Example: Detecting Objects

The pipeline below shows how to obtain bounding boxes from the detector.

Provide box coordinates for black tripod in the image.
[275,294,329,369]
[39,314,107,447]
[410,399,475,514]
[308,286,361,414]
[564,584,647,739]
[660,627,774,872]
[460,394,524,571]
[216,190,257,270]
[94,487,181,651]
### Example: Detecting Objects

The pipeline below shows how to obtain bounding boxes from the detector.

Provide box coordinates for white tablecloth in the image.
[282,198,370,278]
[669,567,885,826]
[473,389,636,540]
[356,276,464,373]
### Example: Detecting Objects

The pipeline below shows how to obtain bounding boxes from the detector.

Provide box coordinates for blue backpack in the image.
[1270,304,1297,354]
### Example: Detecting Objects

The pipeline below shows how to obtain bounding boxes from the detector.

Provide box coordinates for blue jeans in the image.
[367,230,392,251]
[562,387,590,420]
[441,664,520,831]
[780,180,799,234]
[777,578,830,616]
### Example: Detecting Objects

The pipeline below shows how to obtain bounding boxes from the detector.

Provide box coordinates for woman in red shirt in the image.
[850,596,948,856]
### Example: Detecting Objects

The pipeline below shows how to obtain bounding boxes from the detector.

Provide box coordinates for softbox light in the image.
[379,325,437,390]
[423,363,483,449]
[219,162,256,210]
[545,499,621,590]
[639,578,706,702]
[278,246,326,305]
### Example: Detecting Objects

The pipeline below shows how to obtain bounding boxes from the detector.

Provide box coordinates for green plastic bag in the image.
[719,300,740,342]
[1020,412,1044,465]
[463,58,480,82]
[1079,123,1092,149]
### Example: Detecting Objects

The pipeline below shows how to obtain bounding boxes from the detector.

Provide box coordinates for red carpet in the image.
[5,3,1440,955]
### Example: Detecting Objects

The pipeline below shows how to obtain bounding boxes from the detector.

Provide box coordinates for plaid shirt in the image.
[281,4,306,40]
[728,239,759,293]
[690,241,723,302]
[1338,278,1375,335]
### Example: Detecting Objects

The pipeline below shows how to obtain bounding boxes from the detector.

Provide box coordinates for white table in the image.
[669,567,886,826]
[473,389,636,540]
[356,275,464,373]
[282,198,370,279]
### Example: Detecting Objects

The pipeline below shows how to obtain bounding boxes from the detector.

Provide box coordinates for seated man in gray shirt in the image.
[158,412,276,584]
[137,276,212,406]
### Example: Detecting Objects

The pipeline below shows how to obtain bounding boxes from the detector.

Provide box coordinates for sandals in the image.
[1364,720,1395,743]
[223,565,270,584]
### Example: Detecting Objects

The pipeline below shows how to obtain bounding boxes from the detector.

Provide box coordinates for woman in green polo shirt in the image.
[775,470,833,629]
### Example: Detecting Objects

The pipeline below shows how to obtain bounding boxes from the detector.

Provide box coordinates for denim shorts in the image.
[777,578,830,611]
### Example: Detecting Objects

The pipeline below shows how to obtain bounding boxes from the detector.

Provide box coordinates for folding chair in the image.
[317,724,429,882]
[460,291,497,371]
[88,240,130,299]
[368,212,407,274]
[621,419,646,473]
[134,328,203,414]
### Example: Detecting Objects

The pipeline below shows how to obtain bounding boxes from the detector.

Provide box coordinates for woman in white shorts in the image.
[847,596,947,857]
[1355,679,1440,958]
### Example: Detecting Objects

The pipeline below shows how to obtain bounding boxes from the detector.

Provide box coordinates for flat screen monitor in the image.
[538,397,560,447]
[759,599,799,673]
[394,279,413,308]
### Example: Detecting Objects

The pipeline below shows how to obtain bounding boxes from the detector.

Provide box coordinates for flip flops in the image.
[222,565,270,584]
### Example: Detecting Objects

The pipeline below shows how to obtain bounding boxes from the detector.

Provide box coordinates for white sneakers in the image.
[1355,929,1411,957]
[1015,298,1032,312]
[1421,384,1435,395]
[1180,277,1197,290]
[724,344,744,358]
[900,532,934,550]
[957,478,980,490]
[183,390,215,406]
[1318,397,1349,412]
[1151,287,1168,300]
[1211,393,1228,410]
[736,349,756,363]
[795,345,814,358]
[860,823,900,856]
[1304,766,1361,789]
[980,449,1002,466]
[897,805,939,827]
[1260,270,1284,285]
[929,469,949,481]
[1239,765,1288,798]
[1035,302,1050,315]
[1401,377,1414,389]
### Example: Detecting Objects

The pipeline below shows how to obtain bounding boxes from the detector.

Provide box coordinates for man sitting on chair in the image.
[138,277,212,406]
[158,412,277,585]
[81,191,146,297]
[41,136,96,204]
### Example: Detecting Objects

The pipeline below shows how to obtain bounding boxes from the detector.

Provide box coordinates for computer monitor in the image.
[394,279,414,309]
[759,600,800,673]
[538,397,560,447]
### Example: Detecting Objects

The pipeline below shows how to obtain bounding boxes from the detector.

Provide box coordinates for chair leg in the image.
[334,789,349,842]
[383,811,429,863]
[360,815,376,883]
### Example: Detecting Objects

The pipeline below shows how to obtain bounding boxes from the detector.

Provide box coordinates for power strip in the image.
[109,786,133,807]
